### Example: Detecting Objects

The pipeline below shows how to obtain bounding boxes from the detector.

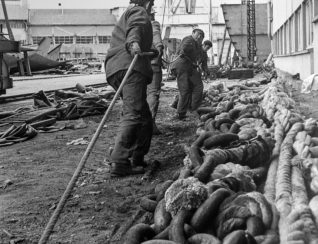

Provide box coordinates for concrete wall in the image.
[274,53,312,79]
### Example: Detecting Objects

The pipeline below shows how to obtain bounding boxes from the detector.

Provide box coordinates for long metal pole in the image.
[38,54,141,244]
[0,0,14,41]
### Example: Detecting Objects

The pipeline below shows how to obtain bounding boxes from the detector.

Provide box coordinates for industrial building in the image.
[28,9,116,60]
[0,0,116,60]
[272,0,318,79]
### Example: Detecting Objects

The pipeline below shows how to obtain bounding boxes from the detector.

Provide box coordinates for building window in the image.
[0,20,23,29]
[76,36,94,44]
[55,36,73,44]
[294,8,301,52]
[315,0,318,18]
[33,36,45,44]
[306,0,314,46]
[280,28,283,54]
[273,35,276,55]
[283,23,287,54]
[277,29,281,55]
[287,23,290,54]
[290,16,295,52]
[98,36,111,44]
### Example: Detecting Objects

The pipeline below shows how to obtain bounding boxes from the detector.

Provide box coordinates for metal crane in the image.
[246,0,256,61]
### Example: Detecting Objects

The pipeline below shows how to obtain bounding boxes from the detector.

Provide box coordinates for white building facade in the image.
[272,0,318,79]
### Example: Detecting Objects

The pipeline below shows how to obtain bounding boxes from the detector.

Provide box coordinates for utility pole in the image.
[1,0,15,41]
[246,0,256,61]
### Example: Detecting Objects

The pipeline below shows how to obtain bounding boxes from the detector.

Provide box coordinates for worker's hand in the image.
[129,42,141,56]
[148,48,159,59]
[157,46,164,57]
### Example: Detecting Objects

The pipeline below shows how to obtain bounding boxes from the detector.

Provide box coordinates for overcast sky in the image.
[28,0,129,9]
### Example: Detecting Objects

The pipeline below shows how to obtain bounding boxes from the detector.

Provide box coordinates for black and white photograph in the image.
[0,0,318,243]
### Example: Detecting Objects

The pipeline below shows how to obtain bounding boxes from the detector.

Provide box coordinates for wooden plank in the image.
[0,40,20,52]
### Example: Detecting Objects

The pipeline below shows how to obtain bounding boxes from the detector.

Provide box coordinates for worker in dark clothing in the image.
[171,29,205,120]
[200,40,212,79]
[105,0,154,177]
[147,11,164,135]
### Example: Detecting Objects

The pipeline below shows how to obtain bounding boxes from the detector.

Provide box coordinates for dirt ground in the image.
[0,88,198,244]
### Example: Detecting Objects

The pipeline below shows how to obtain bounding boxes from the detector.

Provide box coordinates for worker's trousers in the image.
[176,67,203,115]
[107,70,153,165]
[147,69,162,120]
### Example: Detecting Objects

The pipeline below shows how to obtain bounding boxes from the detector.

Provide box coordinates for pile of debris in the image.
[0,83,115,147]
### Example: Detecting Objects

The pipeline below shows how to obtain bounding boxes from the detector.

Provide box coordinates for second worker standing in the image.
[171,28,205,120]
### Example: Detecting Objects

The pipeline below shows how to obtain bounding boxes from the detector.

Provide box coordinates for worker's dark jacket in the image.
[171,35,200,72]
[151,20,163,72]
[105,5,153,83]
[199,49,209,74]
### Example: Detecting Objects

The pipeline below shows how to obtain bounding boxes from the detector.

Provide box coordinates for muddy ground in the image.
[0,88,198,244]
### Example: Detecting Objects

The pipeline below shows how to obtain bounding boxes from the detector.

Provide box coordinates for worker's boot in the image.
[131,155,148,168]
[110,162,145,177]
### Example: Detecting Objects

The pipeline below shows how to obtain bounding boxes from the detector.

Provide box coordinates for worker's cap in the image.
[192,28,205,38]
[203,40,212,47]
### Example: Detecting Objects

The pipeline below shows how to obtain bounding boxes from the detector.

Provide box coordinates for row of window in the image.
[0,20,24,29]
[32,36,112,45]
[273,0,317,55]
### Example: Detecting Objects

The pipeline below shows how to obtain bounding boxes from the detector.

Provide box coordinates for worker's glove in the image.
[129,42,141,56]
[149,48,159,59]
